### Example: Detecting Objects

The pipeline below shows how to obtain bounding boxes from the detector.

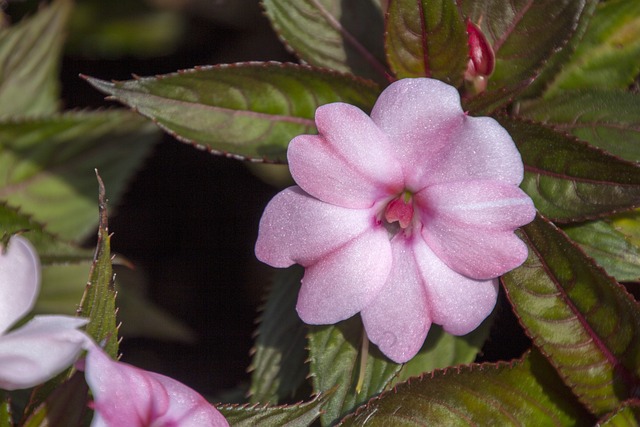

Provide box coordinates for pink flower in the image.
[84,342,229,427]
[255,78,535,363]
[0,236,89,390]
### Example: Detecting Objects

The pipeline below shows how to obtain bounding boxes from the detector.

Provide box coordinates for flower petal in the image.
[288,103,403,208]
[413,238,499,335]
[255,186,379,268]
[0,236,40,334]
[360,237,431,363]
[0,315,89,390]
[417,181,535,279]
[85,343,228,427]
[370,78,465,190]
[297,227,392,324]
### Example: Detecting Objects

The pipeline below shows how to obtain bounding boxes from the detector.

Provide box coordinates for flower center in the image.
[384,192,414,229]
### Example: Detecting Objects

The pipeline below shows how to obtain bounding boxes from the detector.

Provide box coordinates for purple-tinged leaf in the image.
[499,117,640,222]
[598,401,640,426]
[249,266,308,404]
[84,63,380,163]
[22,372,90,427]
[218,391,331,426]
[385,0,468,85]
[502,215,640,415]
[340,350,592,426]
[262,0,389,83]
[518,91,640,163]
[564,219,640,282]
[459,0,589,113]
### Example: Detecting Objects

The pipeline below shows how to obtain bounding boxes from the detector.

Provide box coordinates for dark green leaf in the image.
[262,0,388,83]
[502,215,640,415]
[0,394,11,427]
[84,63,380,163]
[218,392,330,426]
[499,117,640,222]
[77,174,118,358]
[564,219,640,282]
[21,373,90,427]
[308,317,401,426]
[0,0,71,116]
[340,350,592,426]
[0,111,159,241]
[385,0,467,85]
[518,90,640,163]
[459,0,589,113]
[544,0,640,96]
[249,266,308,404]
[599,401,640,426]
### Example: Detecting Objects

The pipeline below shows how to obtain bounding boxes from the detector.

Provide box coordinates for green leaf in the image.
[564,219,640,282]
[308,317,402,426]
[340,350,592,426]
[77,174,119,358]
[599,402,640,426]
[84,63,380,163]
[218,392,330,426]
[499,117,640,222]
[459,0,590,113]
[0,0,71,116]
[262,0,388,83]
[249,266,308,404]
[0,111,159,241]
[544,0,640,96]
[385,0,468,85]
[393,317,493,385]
[0,394,11,427]
[518,90,640,163]
[502,215,640,415]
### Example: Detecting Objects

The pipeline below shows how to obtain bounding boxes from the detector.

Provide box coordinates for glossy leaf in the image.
[385,0,467,85]
[502,215,640,415]
[249,266,308,404]
[0,0,71,116]
[599,402,640,426]
[308,317,401,426]
[519,91,640,163]
[218,392,330,426]
[77,175,119,358]
[459,0,589,113]
[499,117,640,222]
[340,350,592,426]
[564,219,640,282]
[545,0,640,96]
[262,0,388,83]
[0,111,159,241]
[85,63,380,163]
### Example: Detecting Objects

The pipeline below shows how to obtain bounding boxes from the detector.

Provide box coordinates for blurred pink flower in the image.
[0,236,88,390]
[256,78,535,363]
[84,342,229,427]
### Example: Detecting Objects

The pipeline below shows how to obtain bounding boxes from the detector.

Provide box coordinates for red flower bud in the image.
[465,19,495,78]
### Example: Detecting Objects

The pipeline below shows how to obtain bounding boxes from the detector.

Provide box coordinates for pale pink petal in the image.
[417,181,535,279]
[255,186,379,268]
[0,236,40,334]
[0,315,89,390]
[413,238,499,335]
[288,103,403,208]
[297,227,392,324]
[360,237,431,363]
[370,78,465,190]
[423,115,525,187]
[85,344,228,427]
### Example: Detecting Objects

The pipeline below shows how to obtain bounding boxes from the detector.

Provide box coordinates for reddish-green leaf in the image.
[22,372,90,427]
[340,350,592,426]
[502,215,640,415]
[599,401,640,426]
[385,0,468,85]
[262,0,388,83]
[85,63,380,163]
[519,91,640,163]
[499,117,640,222]
[249,266,308,404]
[459,0,589,113]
